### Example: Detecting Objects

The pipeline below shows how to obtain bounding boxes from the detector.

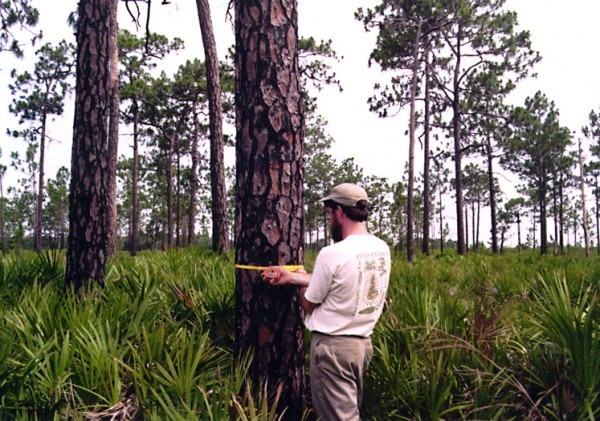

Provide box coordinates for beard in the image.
[331,218,343,242]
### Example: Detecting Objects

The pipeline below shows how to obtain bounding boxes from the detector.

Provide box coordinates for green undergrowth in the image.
[0,248,598,419]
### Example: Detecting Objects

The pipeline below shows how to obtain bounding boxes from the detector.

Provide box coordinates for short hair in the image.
[323,199,369,222]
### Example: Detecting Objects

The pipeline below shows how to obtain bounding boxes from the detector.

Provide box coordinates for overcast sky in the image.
[3,1,599,181]
[1,0,599,243]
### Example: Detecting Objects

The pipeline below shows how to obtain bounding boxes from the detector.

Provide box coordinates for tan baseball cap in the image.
[320,183,368,207]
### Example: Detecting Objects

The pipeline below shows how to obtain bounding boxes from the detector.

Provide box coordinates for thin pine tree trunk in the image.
[453,24,466,255]
[34,114,46,251]
[196,0,229,253]
[130,106,139,256]
[406,21,421,263]
[422,43,431,256]
[106,0,119,255]
[188,102,199,246]
[578,137,590,257]
[166,131,175,249]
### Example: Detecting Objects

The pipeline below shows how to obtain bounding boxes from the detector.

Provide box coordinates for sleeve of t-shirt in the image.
[304,249,334,305]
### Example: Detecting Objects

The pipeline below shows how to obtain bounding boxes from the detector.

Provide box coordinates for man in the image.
[264,183,391,420]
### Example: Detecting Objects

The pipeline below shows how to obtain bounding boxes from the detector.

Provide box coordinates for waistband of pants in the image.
[312,331,370,340]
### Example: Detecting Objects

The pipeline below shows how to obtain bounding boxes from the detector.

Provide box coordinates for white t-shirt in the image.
[304,234,391,337]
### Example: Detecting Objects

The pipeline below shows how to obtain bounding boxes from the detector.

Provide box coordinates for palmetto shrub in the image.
[0,248,598,419]
[0,248,279,419]
[363,251,600,420]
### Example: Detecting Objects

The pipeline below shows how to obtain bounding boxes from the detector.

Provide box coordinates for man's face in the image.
[328,206,343,242]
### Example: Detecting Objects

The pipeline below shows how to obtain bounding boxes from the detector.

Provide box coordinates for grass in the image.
[0,248,598,419]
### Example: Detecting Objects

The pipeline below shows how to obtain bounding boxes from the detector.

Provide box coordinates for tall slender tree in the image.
[303,114,334,247]
[196,0,229,252]
[577,136,590,256]
[357,0,441,261]
[462,163,489,250]
[504,197,526,253]
[583,105,600,254]
[8,40,74,251]
[431,0,539,255]
[463,70,513,253]
[171,59,206,248]
[502,92,571,255]
[119,30,183,255]
[45,166,69,249]
[234,0,305,414]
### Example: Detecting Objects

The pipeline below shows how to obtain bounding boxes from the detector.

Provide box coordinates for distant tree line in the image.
[2,0,600,261]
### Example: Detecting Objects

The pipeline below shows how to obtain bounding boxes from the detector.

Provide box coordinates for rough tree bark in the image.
[106,0,119,256]
[196,0,229,253]
[234,0,306,415]
[65,0,119,290]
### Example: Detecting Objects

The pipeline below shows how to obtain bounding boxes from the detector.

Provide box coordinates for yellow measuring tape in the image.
[235,264,305,280]
[234,264,304,271]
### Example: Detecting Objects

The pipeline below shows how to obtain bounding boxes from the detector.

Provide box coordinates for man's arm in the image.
[298,286,318,314]
[263,267,319,314]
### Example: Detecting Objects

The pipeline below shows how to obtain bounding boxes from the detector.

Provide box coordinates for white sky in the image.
[1,0,599,245]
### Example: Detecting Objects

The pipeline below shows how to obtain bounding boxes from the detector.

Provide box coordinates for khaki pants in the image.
[310,332,373,421]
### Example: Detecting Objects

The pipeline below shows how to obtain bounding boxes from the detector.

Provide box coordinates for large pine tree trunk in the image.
[196,0,229,253]
[234,0,306,415]
[66,0,118,290]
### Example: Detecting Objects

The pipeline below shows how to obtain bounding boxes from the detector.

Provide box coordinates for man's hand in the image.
[261,266,309,286]
[261,267,317,314]
[262,266,294,285]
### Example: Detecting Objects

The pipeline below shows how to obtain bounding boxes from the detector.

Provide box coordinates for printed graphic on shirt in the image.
[353,252,388,316]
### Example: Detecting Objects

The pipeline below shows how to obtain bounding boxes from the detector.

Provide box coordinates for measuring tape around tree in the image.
[234,264,305,280]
